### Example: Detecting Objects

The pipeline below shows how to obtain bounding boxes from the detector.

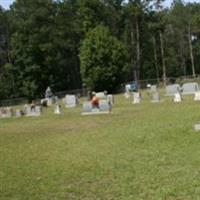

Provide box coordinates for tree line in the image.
[0,0,200,99]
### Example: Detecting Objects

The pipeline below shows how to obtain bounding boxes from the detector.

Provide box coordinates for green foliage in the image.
[0,63,15,99]
[80,25,128,91]
[0,0,200,99]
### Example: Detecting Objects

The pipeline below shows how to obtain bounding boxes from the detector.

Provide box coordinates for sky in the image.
[0,0,199,10]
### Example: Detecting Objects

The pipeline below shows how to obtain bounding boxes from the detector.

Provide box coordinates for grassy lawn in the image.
[1,94,200,200]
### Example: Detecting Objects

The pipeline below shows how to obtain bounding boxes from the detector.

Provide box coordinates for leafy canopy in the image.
[80,25,128,92]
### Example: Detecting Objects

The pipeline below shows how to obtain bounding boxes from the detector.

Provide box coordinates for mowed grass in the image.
[1,94,200,200]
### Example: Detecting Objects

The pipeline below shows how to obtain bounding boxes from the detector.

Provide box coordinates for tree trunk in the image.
[179,39,186,76]
[153,36,159,84]
[130,27,135,81]
[159,31,166,86]
[188,25,195,78]
[135,16,140,84]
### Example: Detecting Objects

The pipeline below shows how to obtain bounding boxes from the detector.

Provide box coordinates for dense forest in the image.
[0,0,200,99]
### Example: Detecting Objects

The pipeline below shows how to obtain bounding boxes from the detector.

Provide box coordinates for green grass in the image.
[1,94,200,200]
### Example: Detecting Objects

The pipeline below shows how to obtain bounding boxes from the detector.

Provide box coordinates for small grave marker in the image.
[54,104,61,114]
[194,91,200,101]
[173,93,182,102]
[133,92,141,104]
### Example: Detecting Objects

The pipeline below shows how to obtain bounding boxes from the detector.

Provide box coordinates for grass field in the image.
[1,93,200,200]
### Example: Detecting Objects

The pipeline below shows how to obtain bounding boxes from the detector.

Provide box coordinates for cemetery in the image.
[1,0,200,198]
[1,84,200,200]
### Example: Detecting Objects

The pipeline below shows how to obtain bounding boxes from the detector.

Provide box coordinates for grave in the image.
[107,94,114,105]
[148,85,160,103]
[81,100,111,115]
[194,91,200,101]
[151,92,160,103]
[47,98,52,106]
[150,85,157,93]
[96,92,107,99]
[99,100,111,112]
[35,106,42,116]
[95,92,114,105]
[54,104,61,114]
[194,123,200,131]
[83,102,93,113]
[16,109,22,117]
[173,93,182,102]
[182,82,199,95]
[133,92,141,104]
[0,107,13,118]
[125,84,131,98]
[24,105,41,117]
[166,84,181,96]
[65,95,76,108]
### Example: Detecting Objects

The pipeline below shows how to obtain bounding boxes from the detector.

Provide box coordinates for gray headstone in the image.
[47,98,52,106]
[150,85,157,93]
[151,92,160,103]
[83,102,93,112]
[133,92,141,104]
[182,82,199,95]
[35,106,41,116]
[25,106,32,116]
[166,84,181,96]
[16,109,22,117]
[0,107,12,118]
[99,100,110,112]
[65,95,76,108]
[25,105,41,117]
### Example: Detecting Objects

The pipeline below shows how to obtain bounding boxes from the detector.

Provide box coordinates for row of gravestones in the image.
[0,105,42,118]
[162,82,200,102]
[43,87,114,114]
[0,93,114,118]
[126,82,200,104]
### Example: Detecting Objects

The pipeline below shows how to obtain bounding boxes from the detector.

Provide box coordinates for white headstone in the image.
[194,91,200,101]
[25,106,32,116]
[107,94,114,105]
[151,92,160,103]
[125,84,131,99]
[182,82,199,95]
[65,95,76,108]
[25,105,41,117]
[83,102,93,112]
[133,92,141,104]
[150,85,157,93]
[166,84,181,96]
[47,98,52,106]
[194,123,200,131]
[173,93,182,102]
[54,104,61,114]
[35,106,41,116]
[0,107,12,118]
[99,100,111,112]
[16,109,22,117]
[96,92,106,99]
